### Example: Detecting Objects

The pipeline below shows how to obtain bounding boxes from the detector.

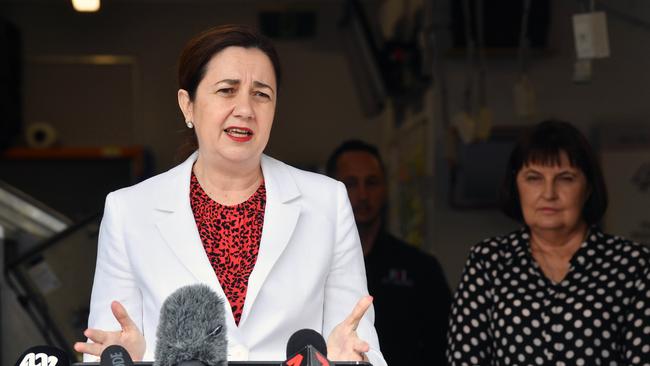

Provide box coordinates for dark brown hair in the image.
[176,24,281,160]
[500,119,608,225]
[325,139,386,178]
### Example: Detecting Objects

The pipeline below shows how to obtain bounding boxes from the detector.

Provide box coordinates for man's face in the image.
[335,151,387,226]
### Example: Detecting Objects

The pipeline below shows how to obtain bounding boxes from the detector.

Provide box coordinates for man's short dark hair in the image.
[326,139,385,178]
[500,119,608,225]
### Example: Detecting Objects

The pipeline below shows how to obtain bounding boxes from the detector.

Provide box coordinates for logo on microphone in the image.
[285,351,329,366]
[18,353,58,366]
[110,351,128,366]
[286,353,304,366]
[314,351,330,366]
[100,345,134,366]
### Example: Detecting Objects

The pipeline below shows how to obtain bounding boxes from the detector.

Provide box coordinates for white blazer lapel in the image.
[239,155,301,324]
[153,152,230,306]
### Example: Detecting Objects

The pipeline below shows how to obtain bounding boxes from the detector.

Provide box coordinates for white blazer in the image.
[86,152,386,366]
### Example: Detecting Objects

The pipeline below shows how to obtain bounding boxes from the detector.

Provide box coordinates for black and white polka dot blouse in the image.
[447,227,650,365]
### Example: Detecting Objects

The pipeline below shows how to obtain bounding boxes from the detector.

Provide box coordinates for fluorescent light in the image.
[71,0,100,12]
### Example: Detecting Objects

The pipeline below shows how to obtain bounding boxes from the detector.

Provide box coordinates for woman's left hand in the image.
[327,296,373,362]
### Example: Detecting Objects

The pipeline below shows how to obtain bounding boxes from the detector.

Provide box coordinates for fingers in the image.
[353,339,369,354]
[111,301,138,332]
[84,328,109,344]
[344,295,373,330]
[74,340,104,357]
[75,301,137,359]
[329,297,373,362]
[341,340,368,361]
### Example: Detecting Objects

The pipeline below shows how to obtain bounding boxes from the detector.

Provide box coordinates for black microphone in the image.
[154,284,227,366]
[284,329,329,366]
[100,345,134,366]
[286,329,327,358]
[15,345,70,366]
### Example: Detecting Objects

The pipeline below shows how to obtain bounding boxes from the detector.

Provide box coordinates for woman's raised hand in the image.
[327,296,373,362]
[73,301,146,361]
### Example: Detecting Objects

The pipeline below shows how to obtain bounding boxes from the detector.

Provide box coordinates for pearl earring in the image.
[186,121,194,129]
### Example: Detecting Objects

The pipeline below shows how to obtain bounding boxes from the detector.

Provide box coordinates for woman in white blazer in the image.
[74,25,386,366]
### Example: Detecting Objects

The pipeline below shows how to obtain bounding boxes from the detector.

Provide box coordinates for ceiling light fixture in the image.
[71,0,100,12]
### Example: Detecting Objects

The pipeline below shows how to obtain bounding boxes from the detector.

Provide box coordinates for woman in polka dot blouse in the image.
[447,120,650,365]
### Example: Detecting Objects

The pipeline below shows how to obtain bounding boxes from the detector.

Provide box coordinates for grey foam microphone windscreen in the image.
[154,284,227,366]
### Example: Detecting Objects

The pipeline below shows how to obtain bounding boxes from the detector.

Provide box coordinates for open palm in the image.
[74,301,146,361]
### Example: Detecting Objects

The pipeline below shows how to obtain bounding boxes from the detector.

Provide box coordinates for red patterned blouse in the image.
[190,173,266,325]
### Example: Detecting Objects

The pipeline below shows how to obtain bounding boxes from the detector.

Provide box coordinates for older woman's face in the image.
[179,46,276,166]
[516,151,590,233]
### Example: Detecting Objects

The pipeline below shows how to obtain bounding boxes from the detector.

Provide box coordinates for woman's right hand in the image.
[73,301,146,361]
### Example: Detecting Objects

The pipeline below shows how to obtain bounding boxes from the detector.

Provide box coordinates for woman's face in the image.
[516,151,590,234]
[178,46,277,166]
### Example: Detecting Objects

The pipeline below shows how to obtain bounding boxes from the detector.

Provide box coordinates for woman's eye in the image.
[217,88,235,95]
[253,91,270,99]
[525,175,540,181]
[559,175,575,182]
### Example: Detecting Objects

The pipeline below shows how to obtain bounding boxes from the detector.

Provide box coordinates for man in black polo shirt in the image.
[326,140,451,366]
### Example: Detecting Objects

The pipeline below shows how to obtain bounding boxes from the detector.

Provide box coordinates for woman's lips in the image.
[538,207,560,214]
[224,127,253,142]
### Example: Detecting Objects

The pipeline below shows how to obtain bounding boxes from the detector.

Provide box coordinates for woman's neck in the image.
[193,154,263,206]
[529,222,588,283]
[530,222,588,259]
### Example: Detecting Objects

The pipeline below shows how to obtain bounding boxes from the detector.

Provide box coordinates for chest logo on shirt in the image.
[381,269,414,287]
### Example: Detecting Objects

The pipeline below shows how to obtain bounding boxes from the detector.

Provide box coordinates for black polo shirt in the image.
[365,230,452,366]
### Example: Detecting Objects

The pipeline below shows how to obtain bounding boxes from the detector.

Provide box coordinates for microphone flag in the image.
[15,345,70,366]
[284,345,330,366]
